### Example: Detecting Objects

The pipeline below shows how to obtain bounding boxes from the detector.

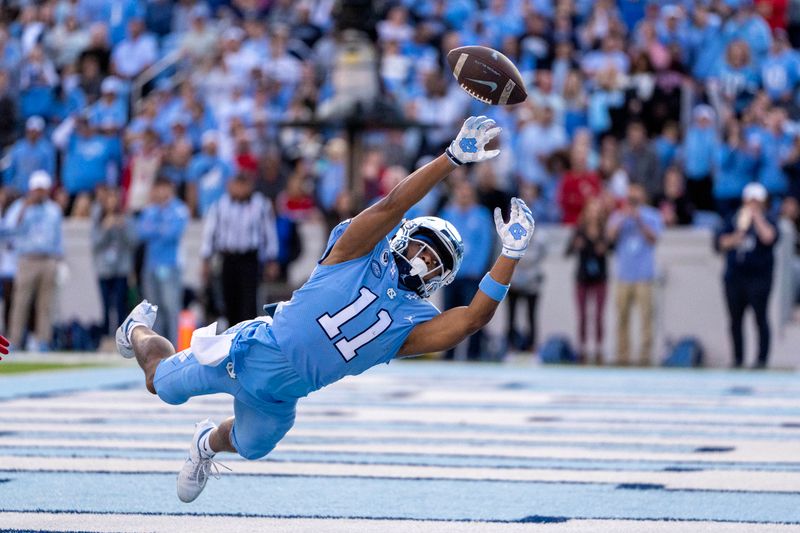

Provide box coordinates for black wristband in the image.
[445,146,463,166]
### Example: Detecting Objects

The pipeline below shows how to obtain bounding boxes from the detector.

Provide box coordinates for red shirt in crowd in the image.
[558,170,602,224]
[756,0,787,30]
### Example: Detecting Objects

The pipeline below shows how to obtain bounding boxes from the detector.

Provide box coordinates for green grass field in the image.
[0,362,105,374]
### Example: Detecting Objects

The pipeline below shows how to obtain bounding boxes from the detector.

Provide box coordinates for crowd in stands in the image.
[0,0,798,367]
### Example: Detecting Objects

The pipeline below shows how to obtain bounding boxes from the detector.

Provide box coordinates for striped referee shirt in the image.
[200,192,279,263]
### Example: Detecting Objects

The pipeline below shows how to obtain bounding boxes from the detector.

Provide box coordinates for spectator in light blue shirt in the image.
[315,138,347,214]
[88,77,128,130]
[722,1,772,66]
[18,45,58,121]
[61,115,114,198]
[715,120,759,219]
[136,178,189,344]
[4,116,56,194]
[710,40,760,114]
[111,17,158,80]
[687,5,724,81]
[439,179,494,360]
[760,29,800,105]
[186,131,233,217]
[607,183,664,365]
[752,108,793,198]
[4,171,63,350]
[681,105,719,211]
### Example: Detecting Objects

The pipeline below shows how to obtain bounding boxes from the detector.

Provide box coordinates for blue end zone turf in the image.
[1,362,799,531]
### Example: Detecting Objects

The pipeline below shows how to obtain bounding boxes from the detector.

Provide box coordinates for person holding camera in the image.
[607,183,663,366]
[715,183,779,369]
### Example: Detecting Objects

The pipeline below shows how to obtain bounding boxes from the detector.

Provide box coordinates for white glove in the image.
[494,197,536,260]
[445,115,501,166]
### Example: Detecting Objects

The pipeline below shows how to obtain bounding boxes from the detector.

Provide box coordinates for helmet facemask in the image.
[392,227,454,298]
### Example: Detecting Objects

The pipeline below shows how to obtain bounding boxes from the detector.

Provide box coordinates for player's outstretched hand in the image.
[494,197,536,260]
[0,334,9,360]
[445,116,501,166]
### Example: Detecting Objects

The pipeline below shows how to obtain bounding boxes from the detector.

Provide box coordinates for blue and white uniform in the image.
[153,220,439,459]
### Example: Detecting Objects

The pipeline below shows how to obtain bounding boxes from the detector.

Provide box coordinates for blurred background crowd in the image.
[0,0,799,368]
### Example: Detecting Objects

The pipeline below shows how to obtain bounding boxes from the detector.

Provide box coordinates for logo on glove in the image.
[459,138,478,153]
[509,222,527,241]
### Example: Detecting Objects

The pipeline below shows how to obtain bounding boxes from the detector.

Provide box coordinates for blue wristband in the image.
[479,273,510,302]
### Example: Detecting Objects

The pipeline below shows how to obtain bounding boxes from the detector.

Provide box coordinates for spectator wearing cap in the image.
[681,105,719,212]
[439,179,495,361]
[186,131,234,217]
[4,171,63,350]
[136,178,189,344]
[761,29,800,104]
[715,182,779,368]
[88,77,127,130]
[111,18,157,80]
[4,116,55,194]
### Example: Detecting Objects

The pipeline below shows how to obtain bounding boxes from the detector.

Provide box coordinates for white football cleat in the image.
[115,300,158,359]
[177,419,229,503]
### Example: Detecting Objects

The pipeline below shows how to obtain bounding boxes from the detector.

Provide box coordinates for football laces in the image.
[459,83,494,104]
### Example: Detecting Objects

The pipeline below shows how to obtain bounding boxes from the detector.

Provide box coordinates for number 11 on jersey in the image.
[317,287,393,361]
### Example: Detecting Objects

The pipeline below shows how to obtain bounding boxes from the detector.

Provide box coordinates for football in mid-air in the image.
[447,45,527,106]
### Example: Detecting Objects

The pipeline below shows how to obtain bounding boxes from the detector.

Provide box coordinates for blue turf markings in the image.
[0,368,139,401]
[2,472,800,523]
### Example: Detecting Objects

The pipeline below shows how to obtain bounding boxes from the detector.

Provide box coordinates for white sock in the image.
[198,428,216,458]
[125,322,147,345]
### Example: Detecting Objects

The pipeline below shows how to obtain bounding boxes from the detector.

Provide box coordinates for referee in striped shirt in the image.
[200,175,278,326]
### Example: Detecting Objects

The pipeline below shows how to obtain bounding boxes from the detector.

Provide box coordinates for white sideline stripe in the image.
[14,388,800,411]
[3,456,799,492]
[1,413,797,439]
[1,437,797,463]
[2,422,797,448]
[1,512,798,533]
[7,398,800,427]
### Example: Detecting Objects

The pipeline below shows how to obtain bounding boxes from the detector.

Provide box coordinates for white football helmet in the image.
[390,216,464,298]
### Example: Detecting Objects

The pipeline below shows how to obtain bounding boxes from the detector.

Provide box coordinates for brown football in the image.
[447,45,527,106]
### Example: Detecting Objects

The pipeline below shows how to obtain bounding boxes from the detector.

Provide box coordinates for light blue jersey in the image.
[270,220,440,392]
